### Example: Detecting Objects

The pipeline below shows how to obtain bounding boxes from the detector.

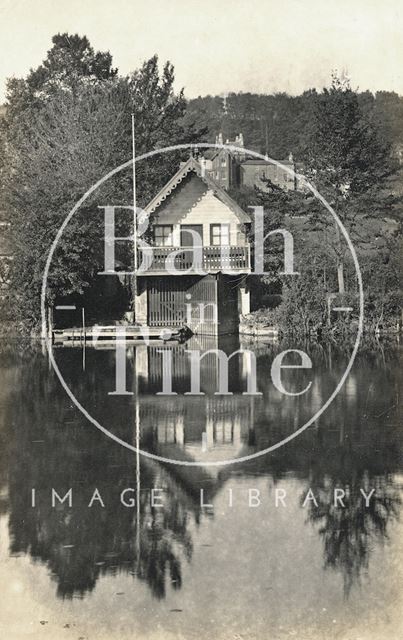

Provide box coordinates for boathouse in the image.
[135,157,252,335]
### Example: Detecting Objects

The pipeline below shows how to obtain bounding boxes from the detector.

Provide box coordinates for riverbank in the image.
[240,310,402,340]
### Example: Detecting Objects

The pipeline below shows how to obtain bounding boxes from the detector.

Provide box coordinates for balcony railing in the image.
[137,245,251,274]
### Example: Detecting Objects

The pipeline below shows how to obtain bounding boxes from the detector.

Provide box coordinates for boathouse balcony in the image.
[137,244,251,275]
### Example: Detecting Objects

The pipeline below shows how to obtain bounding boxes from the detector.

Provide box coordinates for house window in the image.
[154,225,173,246]
[210,224,230,246]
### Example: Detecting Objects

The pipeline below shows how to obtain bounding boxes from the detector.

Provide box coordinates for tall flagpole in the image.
[131,113,138,321]
[131,114,141,567]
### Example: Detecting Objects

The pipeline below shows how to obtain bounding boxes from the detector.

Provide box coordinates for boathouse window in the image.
[154,225,173,246]
[210,224,230,246]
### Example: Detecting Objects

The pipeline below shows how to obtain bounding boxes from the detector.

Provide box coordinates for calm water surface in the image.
[0,338,402,640]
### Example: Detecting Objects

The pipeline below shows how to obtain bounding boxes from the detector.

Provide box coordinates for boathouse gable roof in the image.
[144,157,251,224]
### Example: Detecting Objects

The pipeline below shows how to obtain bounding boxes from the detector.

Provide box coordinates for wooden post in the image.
[131,114,138,324]
[47,306,53,342]
[82,307,86,371]
[327,293,337,328]
[82,307,86,344]
[327,295,332,328]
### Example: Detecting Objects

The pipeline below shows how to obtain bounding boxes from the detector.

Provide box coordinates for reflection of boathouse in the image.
[136,337,257,465]
[135,157,252,335]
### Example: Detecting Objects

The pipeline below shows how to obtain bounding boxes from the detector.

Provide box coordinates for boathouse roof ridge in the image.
[144,156,252,224]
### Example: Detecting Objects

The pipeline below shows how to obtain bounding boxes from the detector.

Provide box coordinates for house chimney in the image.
[216,132,223,146]
[199,156,206,176]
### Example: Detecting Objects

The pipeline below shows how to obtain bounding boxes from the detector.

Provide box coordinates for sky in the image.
[0,0,402,102]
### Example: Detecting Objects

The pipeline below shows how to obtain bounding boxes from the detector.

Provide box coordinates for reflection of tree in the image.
[9,481,194,600]
[135,501,193,598]
[4,347,199,600]
[0,343,39,512]
[301,449,401,597]
[1,340,402,602]
[239,341,402,596]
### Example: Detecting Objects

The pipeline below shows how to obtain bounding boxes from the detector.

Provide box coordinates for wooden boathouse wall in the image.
[144,274,242,335]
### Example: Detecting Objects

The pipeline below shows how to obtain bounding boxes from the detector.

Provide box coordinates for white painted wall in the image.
[152,176,247,246]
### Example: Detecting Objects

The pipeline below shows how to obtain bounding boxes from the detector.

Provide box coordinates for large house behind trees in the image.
[240,153,299,192]
[135,156,252,335]
[202,132,301,192]
[203,133,246,189]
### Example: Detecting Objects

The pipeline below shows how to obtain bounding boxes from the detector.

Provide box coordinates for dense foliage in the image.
[0,34,203,328]
[187,84,403,162]
[226,76,402,334]
[0,34,401,334]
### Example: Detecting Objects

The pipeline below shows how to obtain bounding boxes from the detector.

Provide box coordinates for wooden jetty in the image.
[52,324,191,346]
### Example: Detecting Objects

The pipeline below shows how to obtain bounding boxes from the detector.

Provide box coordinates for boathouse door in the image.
[180,225,204,271]
[147,276,218,331]
[180,225,203,247]
[148,279,187,327]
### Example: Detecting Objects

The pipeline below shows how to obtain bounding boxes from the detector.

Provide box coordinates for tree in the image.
[4,82,129,327]
[360,236,403,332]
[2,35,204,329]
[300,73,397,295]
[6,33,117,114]
[127,55,205,206]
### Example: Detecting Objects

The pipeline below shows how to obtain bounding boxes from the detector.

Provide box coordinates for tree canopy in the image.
[0,34,203,327]
[0,35,401,333]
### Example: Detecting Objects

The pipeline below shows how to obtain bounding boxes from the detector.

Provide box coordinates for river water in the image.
[0,338,402,639]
